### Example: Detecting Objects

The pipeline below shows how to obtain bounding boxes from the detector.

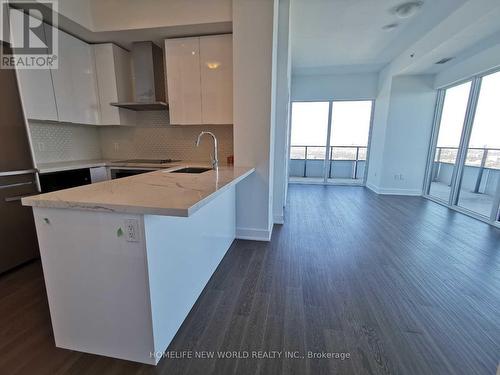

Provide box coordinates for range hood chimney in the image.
[111,42,168,111]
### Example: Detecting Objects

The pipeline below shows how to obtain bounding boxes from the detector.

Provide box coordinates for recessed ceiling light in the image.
[392,1,424,19]
[435,57,454,65]
[382,23,399,31]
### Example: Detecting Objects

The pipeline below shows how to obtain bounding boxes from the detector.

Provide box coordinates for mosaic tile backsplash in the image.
[29,111,234,164]
[29,122,102,163]
[99,125,233,162]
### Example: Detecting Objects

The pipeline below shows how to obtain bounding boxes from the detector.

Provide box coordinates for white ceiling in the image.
[14,1,232,51]
[290,0,467,75]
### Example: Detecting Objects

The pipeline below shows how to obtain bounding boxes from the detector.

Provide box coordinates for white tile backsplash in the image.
[28,111,234,165]
[99,125,233,162]
[29,121,102,163]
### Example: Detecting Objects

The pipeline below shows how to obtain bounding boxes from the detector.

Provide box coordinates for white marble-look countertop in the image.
[36,160,108,173]
[23,166,254,217]
[36,159,186,174]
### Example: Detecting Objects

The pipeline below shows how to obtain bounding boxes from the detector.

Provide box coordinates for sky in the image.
[290,101,372,147]
[437,71,500,149]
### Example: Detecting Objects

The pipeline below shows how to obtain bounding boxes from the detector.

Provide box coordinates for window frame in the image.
[423,70,500,228]
[288,99,375,186]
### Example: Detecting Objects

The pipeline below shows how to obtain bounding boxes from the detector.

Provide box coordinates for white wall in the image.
[366,68,392,189]
[57,0,94,30]
[89,0,232,32]
[233,0,277,241]
[365,1,500,196]
[272,0,291,225]
[367,75,437,195]
[291,73,378,101]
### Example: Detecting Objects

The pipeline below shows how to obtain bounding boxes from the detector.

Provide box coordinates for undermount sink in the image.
[170,167,212,174]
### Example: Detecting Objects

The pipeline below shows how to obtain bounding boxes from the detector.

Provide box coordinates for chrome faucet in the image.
[195,131,218,169]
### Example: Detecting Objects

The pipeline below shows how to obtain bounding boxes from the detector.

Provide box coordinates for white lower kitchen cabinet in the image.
[30,185,236,365]
[47,24,100,125]
[89,167,110,183]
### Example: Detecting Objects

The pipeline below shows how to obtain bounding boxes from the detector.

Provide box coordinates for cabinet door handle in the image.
[4,193,39,202]
[0,169,38,177]
[0,181,33,190]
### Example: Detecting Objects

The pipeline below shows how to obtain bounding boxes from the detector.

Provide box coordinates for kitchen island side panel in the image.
[144,185,236,354]
[32,208,157,365]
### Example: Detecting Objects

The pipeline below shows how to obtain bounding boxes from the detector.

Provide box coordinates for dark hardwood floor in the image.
[1,185,499,375]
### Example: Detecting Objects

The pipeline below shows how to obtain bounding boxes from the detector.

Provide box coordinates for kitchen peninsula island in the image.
[22,165,254,365]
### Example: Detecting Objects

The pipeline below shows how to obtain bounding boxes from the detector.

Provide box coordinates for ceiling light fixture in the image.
[392,1,424,19]
[435,57,454,65]
[382,23,399,31]
[206,61,221,69]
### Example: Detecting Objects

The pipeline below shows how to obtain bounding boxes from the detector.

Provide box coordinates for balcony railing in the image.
[434,146,500,170]
[432,146,500,195]
[290,145,367,179]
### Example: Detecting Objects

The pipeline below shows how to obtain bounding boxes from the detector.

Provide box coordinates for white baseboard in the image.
[236,227,272,242]
[273,215,284,224]
[365,183,380,194]
[366,183,422,196]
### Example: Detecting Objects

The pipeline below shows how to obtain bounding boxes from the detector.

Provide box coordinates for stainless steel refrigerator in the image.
[0,42,40,273]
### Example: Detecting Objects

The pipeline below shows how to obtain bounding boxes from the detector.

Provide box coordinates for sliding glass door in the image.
[289,102,330,183]
[425,70,500,226]
[327,101,372,183]
[427,81,472,202]
[289,100,373,185]
[456,71,500,220]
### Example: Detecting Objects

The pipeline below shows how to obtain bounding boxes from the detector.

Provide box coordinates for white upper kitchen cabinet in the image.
[10,11,58,121]
[165,34,233,125]
[199,35,233,124]
[47,25,100,125]
[93,44,136,126]
[165,37,203,125]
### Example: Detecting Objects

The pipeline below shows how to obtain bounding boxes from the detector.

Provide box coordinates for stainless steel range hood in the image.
[111,42,168,111]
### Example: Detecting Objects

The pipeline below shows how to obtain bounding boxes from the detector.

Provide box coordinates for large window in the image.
[425,71,500,225]
[428,81,472,201]
[289,100,373,185]
[457,72,500,219]
[328,101,372,183]
[289,102,330,182]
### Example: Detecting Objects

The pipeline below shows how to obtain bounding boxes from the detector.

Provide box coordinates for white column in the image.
[233,0,278,241]
[272,0,292,224]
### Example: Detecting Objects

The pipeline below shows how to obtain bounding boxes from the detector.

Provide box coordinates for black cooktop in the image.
[116,159,181,164]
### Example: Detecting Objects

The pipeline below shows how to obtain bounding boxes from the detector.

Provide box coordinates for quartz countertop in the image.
[36,159,186,173]
[23,165,254,217]
[37,160,108,173]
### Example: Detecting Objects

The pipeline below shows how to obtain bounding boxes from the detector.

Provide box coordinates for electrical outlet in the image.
[114,142,120,152]
[124,219,140,242]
